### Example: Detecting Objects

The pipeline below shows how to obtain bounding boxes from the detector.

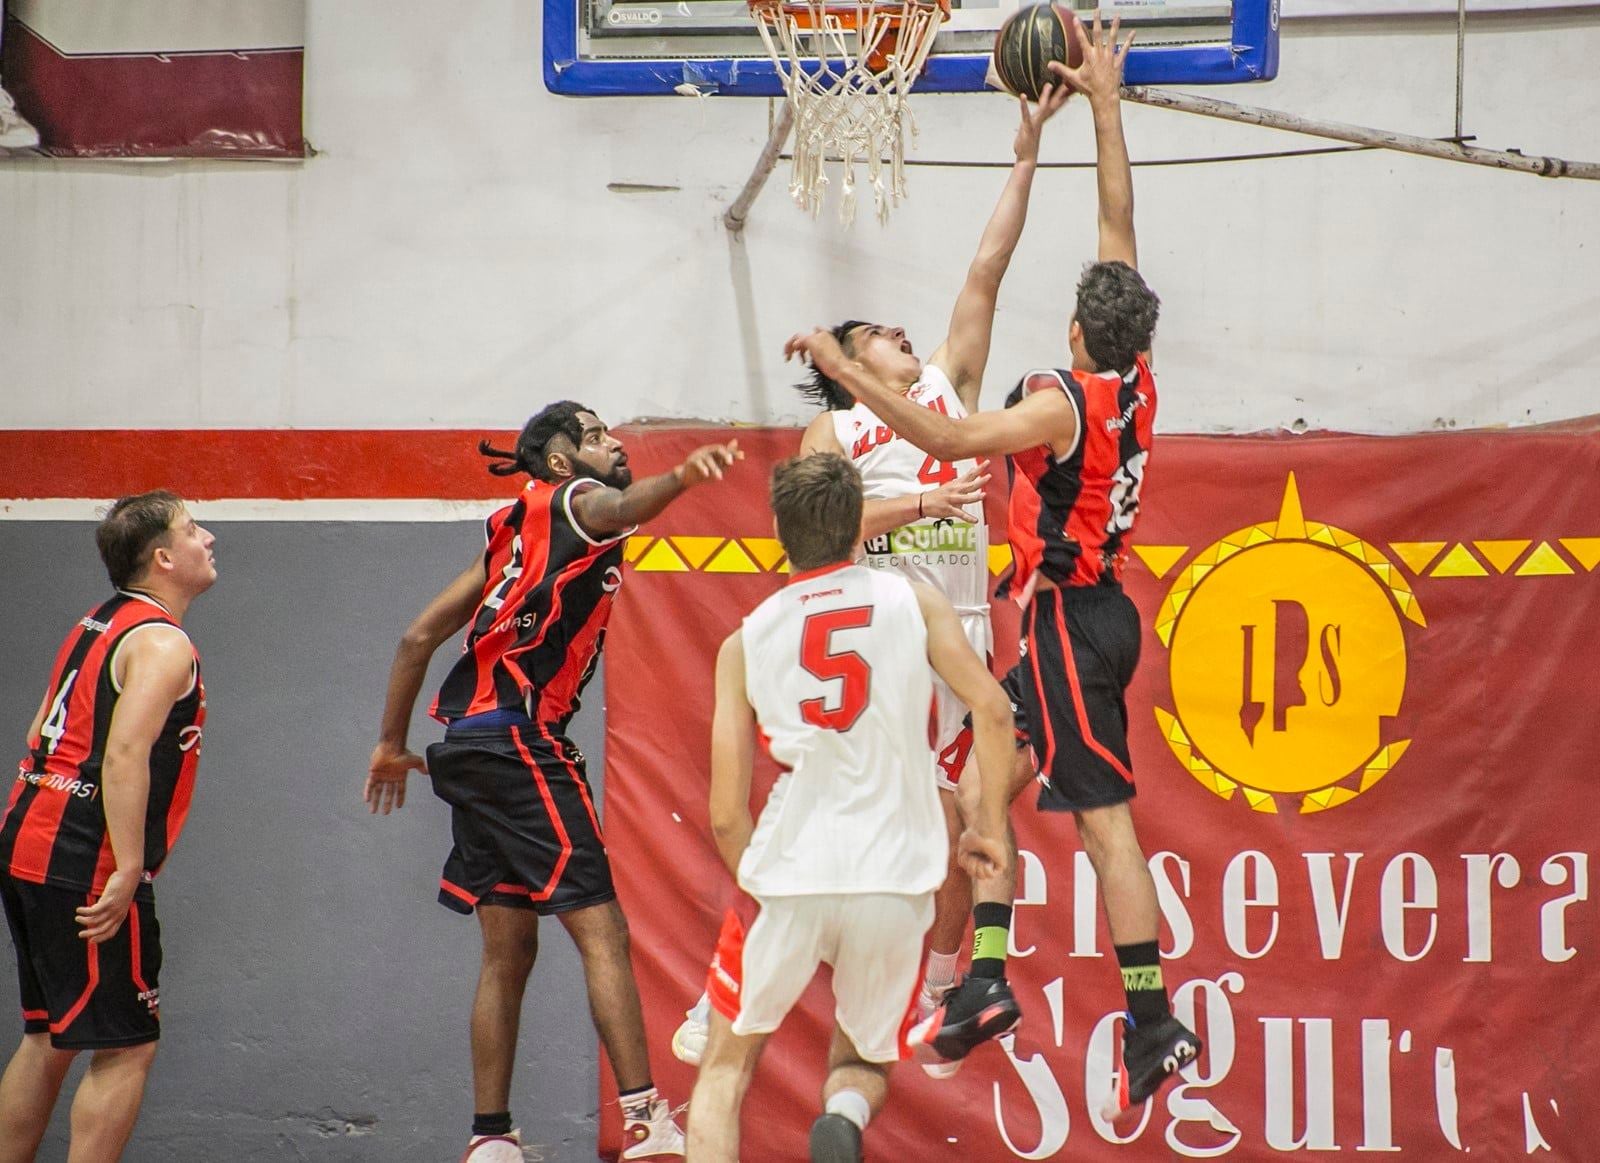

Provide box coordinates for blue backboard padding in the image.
[545,0,1278,96]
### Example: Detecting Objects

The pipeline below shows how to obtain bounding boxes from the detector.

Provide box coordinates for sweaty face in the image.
[566,412,632,489]
[847,324,922,390]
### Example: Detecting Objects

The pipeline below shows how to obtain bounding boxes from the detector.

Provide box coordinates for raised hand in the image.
[921,462,991,522]
[784,328,849,380]
[677,439,743,487]
[1013,81,1074,164]
[1050,10,1133,108]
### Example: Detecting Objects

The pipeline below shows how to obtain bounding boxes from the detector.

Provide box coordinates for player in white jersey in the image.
[672,79,1075,1078]
[792,83,1076,1053]
[685,455,1016,1163]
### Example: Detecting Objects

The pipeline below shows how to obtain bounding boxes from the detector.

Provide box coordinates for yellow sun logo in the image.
[1152,474,1424,814]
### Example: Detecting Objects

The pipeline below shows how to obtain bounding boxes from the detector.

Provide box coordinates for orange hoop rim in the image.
[748,0,950,30]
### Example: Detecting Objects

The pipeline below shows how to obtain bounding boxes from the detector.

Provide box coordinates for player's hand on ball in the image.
[1050,10,1132,106]
[366,742,425,814]
[1013,82,1073,164]
[922,462,991,523]
[958,827,1011,882]
[784,328,848,379]
[677,439,743,487]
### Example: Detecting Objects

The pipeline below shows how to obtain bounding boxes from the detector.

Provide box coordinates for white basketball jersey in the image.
[832,364,989,614]
[738,564,946,898]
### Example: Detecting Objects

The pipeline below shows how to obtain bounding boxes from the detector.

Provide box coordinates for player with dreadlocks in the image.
[365,403,739,1162]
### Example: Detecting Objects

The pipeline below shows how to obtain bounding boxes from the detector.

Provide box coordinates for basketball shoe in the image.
[460,1129,524,1162]
[911,974,1021,1063]
[621,1095,686,1158]
[670,995,710,1067]
[808,1112,863,1162]
[915,983,962,1079]
[1101,1013,1203,1124]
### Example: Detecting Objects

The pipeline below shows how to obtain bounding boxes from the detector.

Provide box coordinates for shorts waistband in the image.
[1040,581,1125,604]
[446,709,536,736]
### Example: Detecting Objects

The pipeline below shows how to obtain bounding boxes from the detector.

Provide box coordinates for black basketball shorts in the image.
[1,875,163,1050]
[1011,584,1142,812]
[427,723,614,916]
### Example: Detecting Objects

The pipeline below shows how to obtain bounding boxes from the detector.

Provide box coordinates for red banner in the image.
[2,0,304,158]
[600,423,1599,1159]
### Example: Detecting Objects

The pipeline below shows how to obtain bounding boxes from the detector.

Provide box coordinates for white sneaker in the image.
[621,1095,686,1158]
[0,88,39,150]
[917,985,963,1080]
[460,1128,524,1162]
[670,1013,708,1066]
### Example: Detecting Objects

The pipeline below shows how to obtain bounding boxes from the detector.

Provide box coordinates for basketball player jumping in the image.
[675,74,1075,1078]
[0,493,215,1162]
[785,15,1204,1123]
[685,454,1015,1163]
[365,404,740,1162]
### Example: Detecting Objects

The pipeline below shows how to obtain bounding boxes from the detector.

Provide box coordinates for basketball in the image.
[992,3,1083,101]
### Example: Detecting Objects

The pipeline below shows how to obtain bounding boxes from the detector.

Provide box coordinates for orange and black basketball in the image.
[992,3,1083,101]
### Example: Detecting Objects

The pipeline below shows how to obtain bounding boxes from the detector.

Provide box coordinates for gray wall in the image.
[0,522,605,1161]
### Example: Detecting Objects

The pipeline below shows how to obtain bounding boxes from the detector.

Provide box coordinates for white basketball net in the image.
[751,0,948,224]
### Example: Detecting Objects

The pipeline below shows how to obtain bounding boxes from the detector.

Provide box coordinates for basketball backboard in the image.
[544,0,1278,96]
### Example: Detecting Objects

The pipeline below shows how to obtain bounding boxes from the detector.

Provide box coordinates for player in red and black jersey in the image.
[785,13,1201,1127]
[0,491,216,1162]
[365,403,739,1162]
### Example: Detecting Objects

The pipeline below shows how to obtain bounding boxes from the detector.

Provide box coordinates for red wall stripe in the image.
[0,430,522,500]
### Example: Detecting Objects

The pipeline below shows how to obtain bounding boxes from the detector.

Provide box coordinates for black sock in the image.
[1115,940,1170,1027]
[472,1111,512,1137]
[969,902,1012,979]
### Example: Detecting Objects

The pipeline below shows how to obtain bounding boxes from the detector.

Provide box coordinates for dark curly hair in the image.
[795,320,870,411]
[479,400,593,481]
[1075,262,1160,373]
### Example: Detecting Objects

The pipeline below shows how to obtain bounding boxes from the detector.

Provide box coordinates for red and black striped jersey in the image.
[2,592,205,901]
[1006,356,1157,591]
[431,477,630,728]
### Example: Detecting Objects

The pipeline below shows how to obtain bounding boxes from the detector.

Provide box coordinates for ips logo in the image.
[1152,474,1424,814]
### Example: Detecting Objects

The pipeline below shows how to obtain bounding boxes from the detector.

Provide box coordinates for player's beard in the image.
[573,461,632,490]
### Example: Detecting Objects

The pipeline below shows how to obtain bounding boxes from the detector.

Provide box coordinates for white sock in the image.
[687,991,711,1024]
[923,950,959,994]
[825,1089,872,1132]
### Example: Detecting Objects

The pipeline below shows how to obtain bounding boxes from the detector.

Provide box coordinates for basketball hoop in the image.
[748,0,949,224]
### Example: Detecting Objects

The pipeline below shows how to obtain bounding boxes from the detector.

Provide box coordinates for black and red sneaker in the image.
[911,974,1022,1063]
[1101,1013,1203,1124]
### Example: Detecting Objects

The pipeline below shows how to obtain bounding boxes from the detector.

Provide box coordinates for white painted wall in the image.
[1,1,1597,433]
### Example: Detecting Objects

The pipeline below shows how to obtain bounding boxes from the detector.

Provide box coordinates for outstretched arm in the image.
[1054,13,1137,268]
[366,559,487,814]
[787,330,1078,462]
[930,85,1074,409]
[708,632,756,879]
[570,440,742,538]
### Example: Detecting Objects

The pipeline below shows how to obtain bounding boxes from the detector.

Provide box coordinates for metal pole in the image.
[724,100,797,233]
[1455,0,1467,143]
[1122,85,1600,181]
